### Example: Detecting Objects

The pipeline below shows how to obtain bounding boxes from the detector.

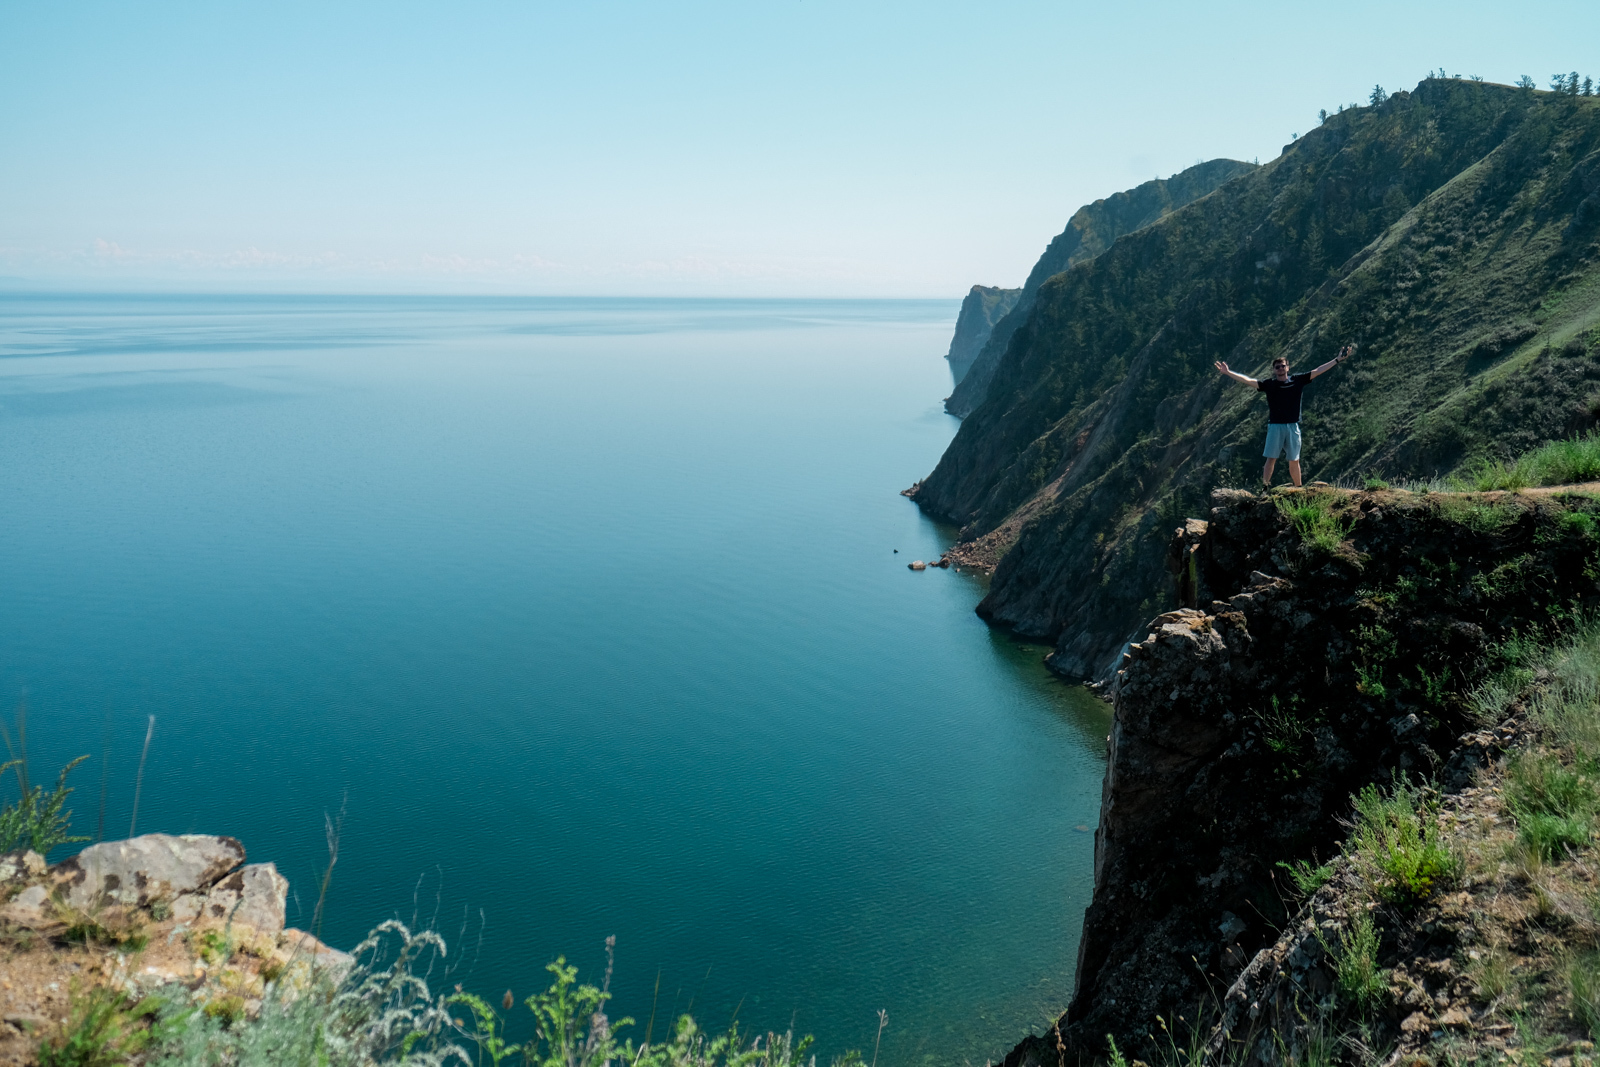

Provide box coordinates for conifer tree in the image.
[1584,76,1594,96]
[1369,85,1387,106]
[1517,75,1537,90]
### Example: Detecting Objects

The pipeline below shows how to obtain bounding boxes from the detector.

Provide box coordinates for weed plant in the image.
[1331,911,1386,1014]
[0,755,89,856]
[1348,778,1460,905]
[1276,858,1334,897]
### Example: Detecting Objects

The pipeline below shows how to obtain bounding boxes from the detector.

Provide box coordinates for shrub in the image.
[1349,778,1460,905]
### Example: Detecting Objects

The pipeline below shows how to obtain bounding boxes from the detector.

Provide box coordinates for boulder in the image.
[52,834,245,911]
[909,560,927,570]
[172,862,288,934]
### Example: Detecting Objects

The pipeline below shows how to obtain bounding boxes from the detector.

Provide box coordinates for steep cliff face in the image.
[999,485,1600,1064]
[912,79,1600,682]
[944,159,1256,417]
[947,284,1023,384]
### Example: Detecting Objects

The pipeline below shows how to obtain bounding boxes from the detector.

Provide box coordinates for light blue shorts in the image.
[1263,422,1302,461]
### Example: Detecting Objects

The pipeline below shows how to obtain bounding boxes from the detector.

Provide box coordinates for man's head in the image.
[1272,357,1289,380]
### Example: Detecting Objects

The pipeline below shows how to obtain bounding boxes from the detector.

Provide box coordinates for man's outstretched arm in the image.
[1309,344,1356,379]
[1214,360,1257,385]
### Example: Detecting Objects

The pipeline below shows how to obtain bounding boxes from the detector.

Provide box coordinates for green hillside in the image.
[911,77,1600,679]
[945,158,1255,417]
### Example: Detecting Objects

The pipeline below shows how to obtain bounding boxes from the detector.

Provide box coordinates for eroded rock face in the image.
[51,834,245,910]
[171,862,288,935]
[999,486,1600,1065]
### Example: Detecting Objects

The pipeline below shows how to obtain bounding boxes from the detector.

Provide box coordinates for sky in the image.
[2,0,1598,297]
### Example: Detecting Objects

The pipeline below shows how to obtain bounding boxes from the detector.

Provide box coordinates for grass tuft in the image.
[1275,491,1356,552]
[1573,952,1600,1038]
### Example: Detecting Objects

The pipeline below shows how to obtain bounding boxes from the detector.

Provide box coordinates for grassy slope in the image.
[914,78,1600,678]
[1208,615,1600,1067]
[945,158,1256,416]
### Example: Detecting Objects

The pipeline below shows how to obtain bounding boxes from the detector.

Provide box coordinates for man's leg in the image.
[1262,458,1277,486]
[1286,425,1303,486]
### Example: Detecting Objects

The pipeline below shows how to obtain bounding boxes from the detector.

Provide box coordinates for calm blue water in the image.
[0,293,1109,1066]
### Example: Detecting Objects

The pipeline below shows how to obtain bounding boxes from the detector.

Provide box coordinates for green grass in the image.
[1504,749,1597,860]
[1348,778,1460,906]
[1572,952,1600,1038]
[1274,492,1356,552]
[1455,433,1600,491]
[1435,496,1523,534]
[1487,618,1600,860]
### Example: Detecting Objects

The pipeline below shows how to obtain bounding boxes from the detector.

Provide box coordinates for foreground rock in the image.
[0,834,350,1063]
[51,833,245,911]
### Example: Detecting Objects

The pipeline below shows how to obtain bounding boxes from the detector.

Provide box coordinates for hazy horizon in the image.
[4,0,1598,297]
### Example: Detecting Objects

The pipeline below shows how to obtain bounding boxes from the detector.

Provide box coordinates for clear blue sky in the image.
[2,0,1596,296]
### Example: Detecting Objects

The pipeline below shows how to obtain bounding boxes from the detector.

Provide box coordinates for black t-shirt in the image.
[1257,372,1312,423]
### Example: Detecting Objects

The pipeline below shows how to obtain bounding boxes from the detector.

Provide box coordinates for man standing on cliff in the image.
[1214,345,1354,488]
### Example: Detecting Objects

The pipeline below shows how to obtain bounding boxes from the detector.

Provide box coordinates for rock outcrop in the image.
[999,485,1600,1063]
[946,285,1023,385]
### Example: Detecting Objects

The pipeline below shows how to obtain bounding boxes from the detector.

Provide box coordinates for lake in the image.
[0,293,1109,1065]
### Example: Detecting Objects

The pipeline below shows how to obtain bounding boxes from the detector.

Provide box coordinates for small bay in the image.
[0,293,1109,1065]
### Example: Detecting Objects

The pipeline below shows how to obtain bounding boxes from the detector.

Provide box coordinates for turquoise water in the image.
[0,294,1109,1065]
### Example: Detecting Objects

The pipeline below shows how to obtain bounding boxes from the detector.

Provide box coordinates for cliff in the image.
[1001,482,1600,1065]
[948,285,1024,384]
[944,159,1256,417]
[911,79,1600,683]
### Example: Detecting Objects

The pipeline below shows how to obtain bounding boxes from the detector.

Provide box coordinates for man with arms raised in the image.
[1214,345,1354,488]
